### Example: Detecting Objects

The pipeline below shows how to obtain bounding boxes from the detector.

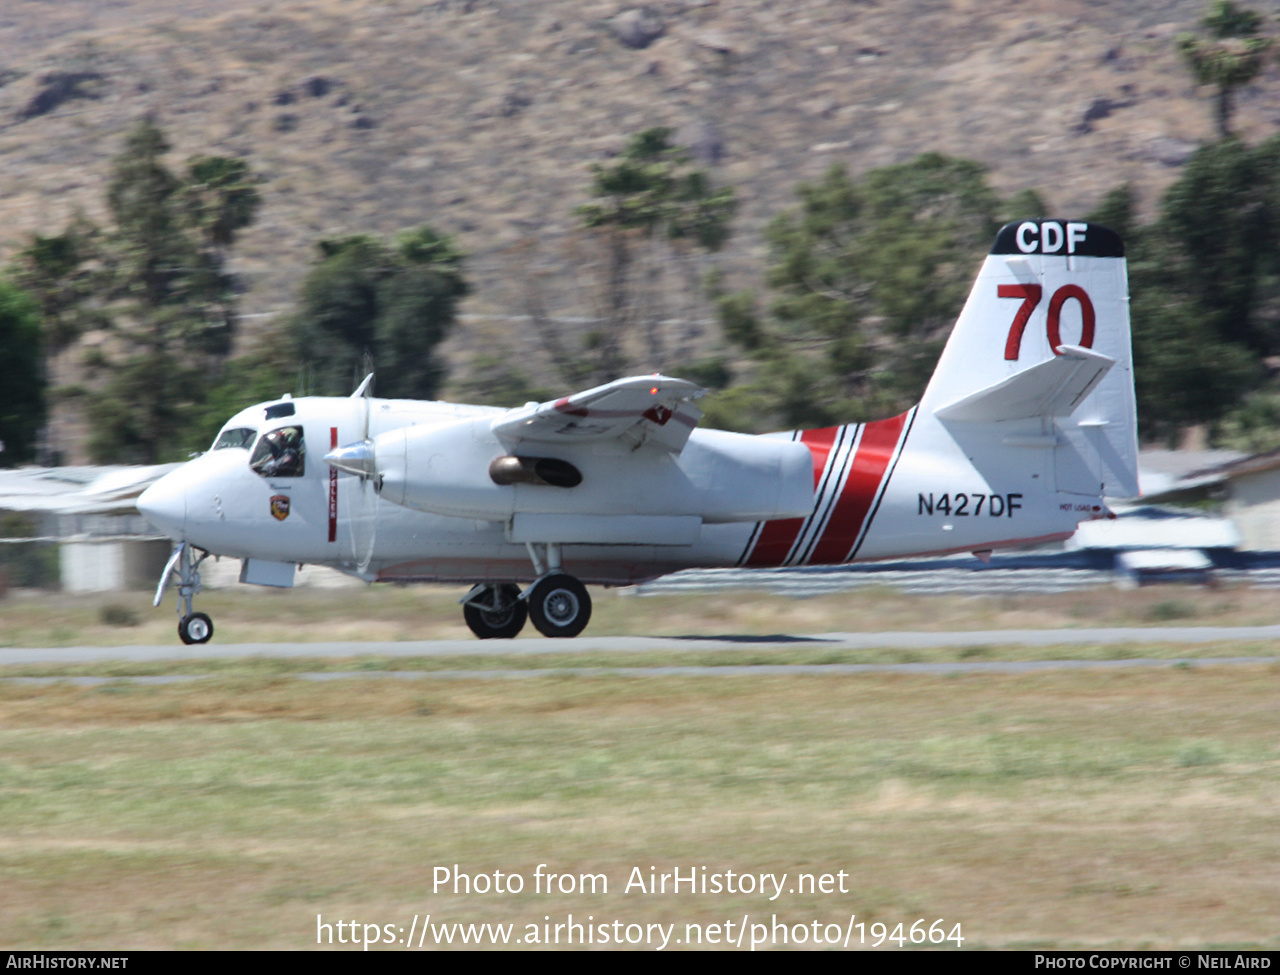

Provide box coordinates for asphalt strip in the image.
[4,625,1280,666]
[0,625,1278,681]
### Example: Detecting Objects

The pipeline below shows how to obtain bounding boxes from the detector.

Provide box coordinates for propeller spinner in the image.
[324,440,378,480]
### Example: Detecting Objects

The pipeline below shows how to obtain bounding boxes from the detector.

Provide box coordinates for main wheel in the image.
[178,612,214,645]
[463,584,527,639]
[526,573,592,638]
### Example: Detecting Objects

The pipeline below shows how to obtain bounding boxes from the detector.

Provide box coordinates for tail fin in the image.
[920,220,1138,498]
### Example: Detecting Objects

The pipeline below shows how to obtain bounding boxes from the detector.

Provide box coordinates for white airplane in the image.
[137,219,1138,644]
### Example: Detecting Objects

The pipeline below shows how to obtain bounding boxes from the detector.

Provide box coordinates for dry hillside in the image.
[3,0,1280,424]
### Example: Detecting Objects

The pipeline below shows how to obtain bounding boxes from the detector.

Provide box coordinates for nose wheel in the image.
[179,612,214,645]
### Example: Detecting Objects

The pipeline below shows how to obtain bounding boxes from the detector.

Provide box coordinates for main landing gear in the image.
[461,583,526,639]
[155,541,214,645]
[526,573,591,637]
[459,543,593,640]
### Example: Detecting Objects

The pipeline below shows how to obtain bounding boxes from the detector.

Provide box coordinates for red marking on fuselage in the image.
[807,411,908,565]
[744,427,838,567]
[328,426,338,542]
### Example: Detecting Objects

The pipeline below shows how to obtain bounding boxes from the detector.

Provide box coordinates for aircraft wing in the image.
[490,375,705,453]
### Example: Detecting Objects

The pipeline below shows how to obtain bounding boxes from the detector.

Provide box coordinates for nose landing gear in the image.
[179,611,214,645]
[156,542,214,645]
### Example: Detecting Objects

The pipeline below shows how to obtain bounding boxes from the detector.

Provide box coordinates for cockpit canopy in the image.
[212,427,256,451]
[211,417,308,478]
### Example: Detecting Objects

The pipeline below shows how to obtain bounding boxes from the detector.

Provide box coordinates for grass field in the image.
[1,584,1278,949]
[1,661,1278,948]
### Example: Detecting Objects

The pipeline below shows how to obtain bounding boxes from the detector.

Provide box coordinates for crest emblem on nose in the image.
[270,495,291,521]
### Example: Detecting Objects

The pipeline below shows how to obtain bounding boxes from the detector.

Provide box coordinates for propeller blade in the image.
[358,480,377,574]
[350,373,374,400]
[339,371,379,575]
[352,371,374,442]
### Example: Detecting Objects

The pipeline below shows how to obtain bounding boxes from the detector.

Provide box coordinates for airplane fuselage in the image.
[141,393,1096,588]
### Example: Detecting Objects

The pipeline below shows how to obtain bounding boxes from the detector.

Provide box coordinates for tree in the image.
[577,127,736,381]
[292,225,467,399]
[1086,166,1274,445]
[711,155,1035,431]
[1178,1,1272,138]
[8,216,106,463]
[459,128,738,404]
[104,120,259,357]
[1156,137,1280,355]
[1126,262,1258,443]
[86,119,261,463]
[0,280,44,466]
[9,215,105,358]
[182,156,262,254]
[11,118,262,464]
[1215,388,1280,452]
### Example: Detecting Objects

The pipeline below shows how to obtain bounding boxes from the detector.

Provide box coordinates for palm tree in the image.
[1178,1,1272,138]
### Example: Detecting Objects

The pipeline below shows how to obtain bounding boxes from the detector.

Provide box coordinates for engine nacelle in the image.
[374,417,814,528]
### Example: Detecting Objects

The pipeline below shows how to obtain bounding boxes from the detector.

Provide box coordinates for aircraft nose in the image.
[137,472,187,538]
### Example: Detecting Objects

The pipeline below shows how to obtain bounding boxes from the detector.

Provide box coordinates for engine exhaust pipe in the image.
[488,455,582,488]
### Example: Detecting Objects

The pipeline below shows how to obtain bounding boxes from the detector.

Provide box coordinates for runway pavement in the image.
[3,624,1280,669]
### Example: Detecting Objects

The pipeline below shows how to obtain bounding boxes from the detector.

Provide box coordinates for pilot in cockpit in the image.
[250,426,305,477]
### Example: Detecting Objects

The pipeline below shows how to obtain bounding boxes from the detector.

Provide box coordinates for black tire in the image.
[463,584,527,639]
[178,612,214,645]
[526,573,592,638]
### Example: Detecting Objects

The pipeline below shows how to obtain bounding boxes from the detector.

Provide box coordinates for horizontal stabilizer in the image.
[935,345,1114,423]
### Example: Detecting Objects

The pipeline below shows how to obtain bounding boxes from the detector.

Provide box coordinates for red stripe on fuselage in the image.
[806,411,909,565]
[328,426,338,542]
[744,427,838,567]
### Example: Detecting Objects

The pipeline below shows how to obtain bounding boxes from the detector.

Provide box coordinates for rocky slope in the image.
[2,0,1279,405]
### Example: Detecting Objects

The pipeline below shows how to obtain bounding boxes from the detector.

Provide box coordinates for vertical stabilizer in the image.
[920,220,1138,499]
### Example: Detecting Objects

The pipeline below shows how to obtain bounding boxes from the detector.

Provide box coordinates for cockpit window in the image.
[212,427,256,451]
[249,425,306,477]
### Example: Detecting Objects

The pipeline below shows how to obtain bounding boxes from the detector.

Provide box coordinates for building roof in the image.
[1135,448,1244,501]
[1211,445,1280,480]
